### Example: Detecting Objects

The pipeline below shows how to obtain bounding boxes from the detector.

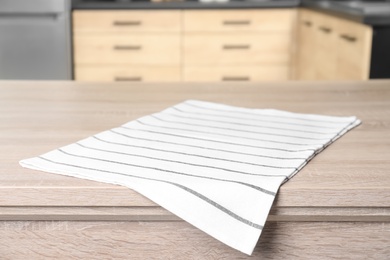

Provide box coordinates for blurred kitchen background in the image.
[0,0,389,81]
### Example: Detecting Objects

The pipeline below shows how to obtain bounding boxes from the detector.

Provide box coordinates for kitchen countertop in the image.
[71,0,300,10]
[1,80,389,258]
[301,0,390,26]
[71,0,390,26]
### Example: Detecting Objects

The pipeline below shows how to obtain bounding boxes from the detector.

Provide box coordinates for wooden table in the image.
[1,80,389,259]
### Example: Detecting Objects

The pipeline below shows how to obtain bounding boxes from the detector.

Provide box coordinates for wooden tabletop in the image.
[1,80,389,221]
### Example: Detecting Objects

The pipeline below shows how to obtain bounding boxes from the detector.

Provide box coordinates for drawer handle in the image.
[303,21,312,27]
[222,76,250,81]
[113,45,142,51]
[114,76,142,82]
[223,44,251,50]
[340,34,357,42]
[113,21,142,26]
[223,20,251,26]
[319,26,332,33]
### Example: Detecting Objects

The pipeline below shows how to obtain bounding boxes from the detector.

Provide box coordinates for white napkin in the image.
[20,100,360,255]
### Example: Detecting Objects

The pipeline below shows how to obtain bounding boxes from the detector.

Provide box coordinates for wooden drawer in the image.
[74,66,181,82]
[336,19,372,80]
[73,10,181,33]
[183,33,290,65]
[74,34,181,65]
[184,9,295,32]
[184,66,289,82]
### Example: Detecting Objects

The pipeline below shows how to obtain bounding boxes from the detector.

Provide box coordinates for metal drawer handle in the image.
[319,26,332,33]
[113,21,142,26]
[113,45,142,51]
[303,21,312,27]
[222,44,251,50]
[223,20,251,26]
[222,76,250,81]
[340,34,357,42]
[114,76,142,82]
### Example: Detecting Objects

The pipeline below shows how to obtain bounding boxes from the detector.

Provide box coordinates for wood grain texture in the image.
[1,80,389,258]
[1,80,390,209]
[1,206,389,222]
[0,221,389,259]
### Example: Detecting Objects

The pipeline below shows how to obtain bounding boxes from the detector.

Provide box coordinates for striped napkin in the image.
[20,100,360,255]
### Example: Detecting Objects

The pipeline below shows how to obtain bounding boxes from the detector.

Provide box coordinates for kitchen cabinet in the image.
[73,8,375,82]
[295,8,372,80]
[336,18,372,80]
[294,9,317,80]
[183,10,295,82]
[72,9,296,82]
[296,9,339,80]
[73,10,182,82]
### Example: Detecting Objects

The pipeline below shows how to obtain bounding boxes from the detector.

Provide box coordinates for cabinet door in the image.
[314,13,338,80]
[295,9,318,80]
[295,9,373,81]
[336,19,372,80]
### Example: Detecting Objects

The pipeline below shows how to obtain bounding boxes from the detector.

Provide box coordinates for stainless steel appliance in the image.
[0,0,71,80]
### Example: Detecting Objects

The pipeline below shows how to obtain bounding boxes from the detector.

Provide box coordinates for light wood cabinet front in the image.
[73,10,181,33]
[295,9,317,80]
[74,34,181,65]
[73,10,182,82]
[314,12,339,80]
[184,66,289,82]
[75,66,181,82]
[184,33,290,65]
[74,8,373,83]
[73,9,296,83]
[336,18,372,80]
[183,9,294,32]
[183,9,296,82]
[295,8,372,80]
